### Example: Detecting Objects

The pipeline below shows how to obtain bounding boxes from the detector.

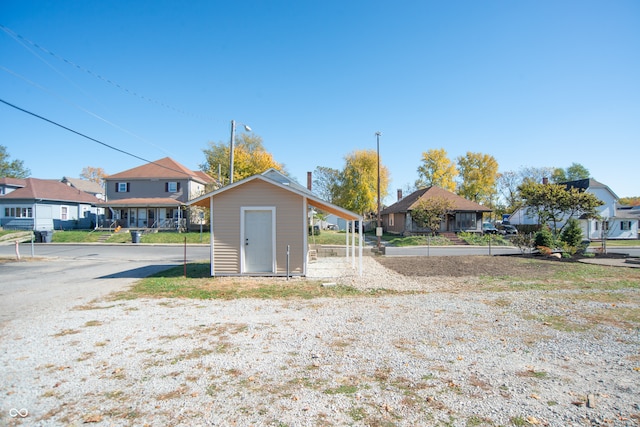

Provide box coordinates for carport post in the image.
[351,222,356,268]
[358,219,363,277]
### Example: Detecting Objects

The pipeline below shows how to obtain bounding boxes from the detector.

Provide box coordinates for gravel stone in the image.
[1,256,639,426]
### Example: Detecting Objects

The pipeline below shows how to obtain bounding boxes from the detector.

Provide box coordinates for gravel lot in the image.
[1,256,639,426]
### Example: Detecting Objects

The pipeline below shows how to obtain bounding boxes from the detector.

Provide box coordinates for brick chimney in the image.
[397,189,403,201]
[307,172,312,191]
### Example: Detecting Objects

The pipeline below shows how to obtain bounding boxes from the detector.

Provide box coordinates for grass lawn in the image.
[20,228,640,247]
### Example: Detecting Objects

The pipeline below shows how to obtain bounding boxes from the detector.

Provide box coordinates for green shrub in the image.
[560,218,583,247]
[534,228,554,248]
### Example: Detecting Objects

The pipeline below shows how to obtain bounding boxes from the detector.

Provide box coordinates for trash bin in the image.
[34,231,42,243]
[40,230,53,243]
[130,230,141,244]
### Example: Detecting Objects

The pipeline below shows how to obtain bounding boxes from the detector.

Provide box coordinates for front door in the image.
[242,208,274,273]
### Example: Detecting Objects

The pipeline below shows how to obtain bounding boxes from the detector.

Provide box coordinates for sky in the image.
[1,1,639,204]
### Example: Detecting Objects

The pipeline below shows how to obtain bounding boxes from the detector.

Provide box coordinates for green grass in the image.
[590,239,640,247]
[308,230,362,245]
[112,262,397,301]
[49,229,210,244]
[384,234,452,246]
[32,228,640,248]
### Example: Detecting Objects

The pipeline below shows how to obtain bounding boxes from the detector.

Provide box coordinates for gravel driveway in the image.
[1,257,639,426]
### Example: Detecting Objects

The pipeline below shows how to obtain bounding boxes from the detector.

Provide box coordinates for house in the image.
[380,187,491,235]
[99,157,216,230]
[0,177,102,230]
[508,178,638,240]
[188,169,362,277]
[61,176,105,200]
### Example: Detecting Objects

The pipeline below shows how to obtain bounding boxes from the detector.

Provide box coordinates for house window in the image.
[61,207,68,220]
[621,221,631,231]
[116,182,130,192]
[4,207,33,218]
[388,213,395,227]
[455,212,476,229]
[166,182,180,192]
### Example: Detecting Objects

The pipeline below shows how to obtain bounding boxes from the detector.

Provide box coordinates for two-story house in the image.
[508,178,639,240]
[99,157,215,230]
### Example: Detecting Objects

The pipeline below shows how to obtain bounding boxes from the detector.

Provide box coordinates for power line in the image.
[0,97,195,176]
[0,23,220,124]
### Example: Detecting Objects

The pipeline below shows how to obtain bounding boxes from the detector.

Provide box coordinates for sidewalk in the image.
[578,257,640,268]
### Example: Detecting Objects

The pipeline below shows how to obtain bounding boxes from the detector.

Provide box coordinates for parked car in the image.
[482,222,500,234]
[498,224,518,235]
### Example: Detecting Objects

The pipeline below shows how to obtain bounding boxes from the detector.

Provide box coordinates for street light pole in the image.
[229,120,236,184]
[229,120,252,184]
[376,131,381,251]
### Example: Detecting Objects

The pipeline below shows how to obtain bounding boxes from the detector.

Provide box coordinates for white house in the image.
[508,178,638,240]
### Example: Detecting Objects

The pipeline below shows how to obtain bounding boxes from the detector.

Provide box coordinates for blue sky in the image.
[1,1,639,202]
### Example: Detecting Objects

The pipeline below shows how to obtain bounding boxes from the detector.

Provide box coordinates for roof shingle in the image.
[381,186,491,214]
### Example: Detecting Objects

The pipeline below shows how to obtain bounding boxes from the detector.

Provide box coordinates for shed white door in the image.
[243,209,274,273]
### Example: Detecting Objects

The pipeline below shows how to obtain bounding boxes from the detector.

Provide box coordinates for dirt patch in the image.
[376,255,564,278]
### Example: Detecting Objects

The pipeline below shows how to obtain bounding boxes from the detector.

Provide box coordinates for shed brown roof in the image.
[381,186,491,215]
[0,178,101,204]
[106,157,215,184]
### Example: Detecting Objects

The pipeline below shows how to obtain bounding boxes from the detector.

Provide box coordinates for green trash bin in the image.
[130,231,141,243]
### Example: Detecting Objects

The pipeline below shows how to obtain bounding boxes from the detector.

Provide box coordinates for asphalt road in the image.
[0,243,211,326]
[1,242,638,326]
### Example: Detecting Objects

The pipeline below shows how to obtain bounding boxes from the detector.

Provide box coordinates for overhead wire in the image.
[0,24,178,157]
[0,23,221,123]
[0,98,196,176]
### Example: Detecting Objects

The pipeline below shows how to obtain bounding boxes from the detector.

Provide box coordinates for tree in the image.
[560,218,583,248]
[519,181,603,236]
[200,133,283,184]
[332,150,390,216]
[312,166,341,203]
[619,196,640,206]
[410,197,454,236]
[80,166,107,184]
[456,152,499,204]
[496,170,521,213]
[551,162,590,183]
[415,148,457,192]
[0,145,30,178]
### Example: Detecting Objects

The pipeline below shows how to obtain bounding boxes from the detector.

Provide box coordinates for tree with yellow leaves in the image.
[456,151,499,204]
[415,148,458,192]
[200,133,284,184]
[332,149,390,216]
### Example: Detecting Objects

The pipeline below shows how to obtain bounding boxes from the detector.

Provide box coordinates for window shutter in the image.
[126,183,130,192]
[165,183,169,192]
[177,182,181,192]
[115,183,119,192]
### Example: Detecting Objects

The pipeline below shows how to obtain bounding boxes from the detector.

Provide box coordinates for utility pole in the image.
[376,131,382,251]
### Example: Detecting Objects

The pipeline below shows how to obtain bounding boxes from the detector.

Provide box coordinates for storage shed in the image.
[188,169,363,277]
